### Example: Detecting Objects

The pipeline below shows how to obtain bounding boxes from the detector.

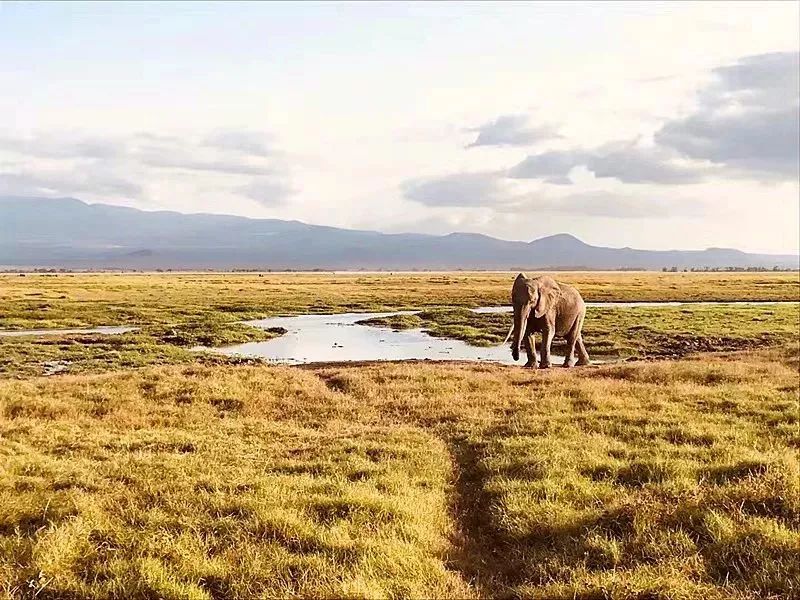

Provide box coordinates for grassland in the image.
[361,303,800,359]
[1,272,797,377]
[0,319,283,379]
[1,346,798,599]
[1,272,798,330]
[0,272,798,598]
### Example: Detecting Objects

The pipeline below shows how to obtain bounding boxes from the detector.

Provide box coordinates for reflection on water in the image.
[200,300,797,366]
[8,301,792,365]
[204,311,525,365]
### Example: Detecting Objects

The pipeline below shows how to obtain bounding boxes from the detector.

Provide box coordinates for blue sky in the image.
[1,1,798,253]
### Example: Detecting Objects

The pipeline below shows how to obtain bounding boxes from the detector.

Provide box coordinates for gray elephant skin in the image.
[509,273,590,368]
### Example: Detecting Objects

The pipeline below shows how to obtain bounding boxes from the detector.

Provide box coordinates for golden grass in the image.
[2,346,798,598]
[2,271,798,330]
[1,272,798,597]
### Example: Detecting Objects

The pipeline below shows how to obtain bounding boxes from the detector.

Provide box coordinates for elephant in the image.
[503,273,590,368]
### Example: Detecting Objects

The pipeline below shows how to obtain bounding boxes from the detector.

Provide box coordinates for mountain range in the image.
[1,196,797,270]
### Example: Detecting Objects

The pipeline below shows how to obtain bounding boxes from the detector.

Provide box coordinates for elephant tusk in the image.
[501,323,514,346]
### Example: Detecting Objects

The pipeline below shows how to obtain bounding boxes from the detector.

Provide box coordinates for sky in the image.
[1,1,798,254]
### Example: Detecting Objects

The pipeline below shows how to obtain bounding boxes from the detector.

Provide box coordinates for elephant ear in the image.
[534,277,560,318]
[512,273,532,302]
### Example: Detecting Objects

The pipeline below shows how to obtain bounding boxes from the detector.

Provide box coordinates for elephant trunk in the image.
[510,302,530,361]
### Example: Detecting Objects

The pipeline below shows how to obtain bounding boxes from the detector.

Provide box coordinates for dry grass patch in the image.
[1,346,798,598]
[1,416,469,597]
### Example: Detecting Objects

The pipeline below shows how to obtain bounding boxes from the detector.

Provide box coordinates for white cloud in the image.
[655,52,799,180]
[401,171,514,207]
[0,2,797,252]
[203,130,275,157]
[508,52,799,186]
[466,114,560,148]
[0,166,142,199]
[508,142,715,185]
[0,129,292,206]
[238,178,294,207]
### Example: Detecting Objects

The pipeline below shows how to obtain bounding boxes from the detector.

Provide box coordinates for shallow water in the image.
[6,300,795,365]
[205,312,527,365]
[0,326,137,338]
[202,300,797,365]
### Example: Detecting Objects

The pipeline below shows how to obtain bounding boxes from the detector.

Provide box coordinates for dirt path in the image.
[446,437,520,597]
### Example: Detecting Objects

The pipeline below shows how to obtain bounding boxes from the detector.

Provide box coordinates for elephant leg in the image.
[523,332,537,368]
[539,327,554,369]
[563,331,577,368]
[576,335,591,366]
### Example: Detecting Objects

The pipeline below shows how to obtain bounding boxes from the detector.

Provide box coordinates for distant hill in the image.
[1,196,797,270]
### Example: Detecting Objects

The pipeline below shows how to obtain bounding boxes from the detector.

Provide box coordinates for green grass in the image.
[1,272,796,377]
[0,320,279,378]
[1,272,797,330]
[1,346,798,598]
[362,304,800,359]
[1,273,798,598]
[1,419,468,598]
[465,355,800,598]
